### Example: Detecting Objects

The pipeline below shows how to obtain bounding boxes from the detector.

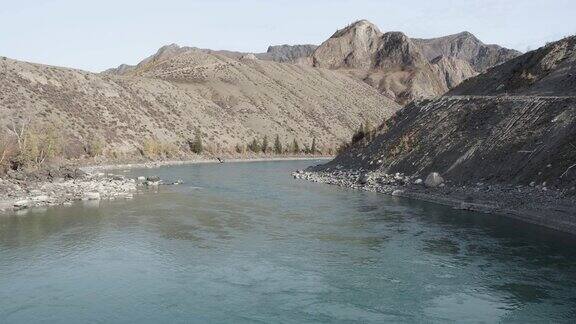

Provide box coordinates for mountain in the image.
[449,36,576,96]
[310,20,478,104]
[312,35,576,190]
[0,49,398,158]
[104,21,517,106]
[413,31,522,72]
[104,44,318,75]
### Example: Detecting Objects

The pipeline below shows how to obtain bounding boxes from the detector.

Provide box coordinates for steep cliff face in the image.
[313,35,576,190]
[413,31,521,71]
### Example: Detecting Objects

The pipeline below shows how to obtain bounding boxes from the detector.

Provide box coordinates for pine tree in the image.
[364,120,373,142]
[235,143,242,154]
[311,137,317,154]
[351,124,365,144]
[274,134,282,154]
[292,139,300,154]
[249,138,260,152]
[190,128,203,153]
[262,135,269,153]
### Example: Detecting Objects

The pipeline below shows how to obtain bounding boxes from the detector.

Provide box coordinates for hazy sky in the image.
[1,0,574,72]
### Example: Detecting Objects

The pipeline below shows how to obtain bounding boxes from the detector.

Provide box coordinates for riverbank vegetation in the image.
[0,122,334,176]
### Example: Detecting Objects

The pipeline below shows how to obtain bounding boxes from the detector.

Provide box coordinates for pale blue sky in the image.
[1,0,574,72]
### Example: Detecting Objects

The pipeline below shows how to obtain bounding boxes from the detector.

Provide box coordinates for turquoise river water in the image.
[1,160,576,323]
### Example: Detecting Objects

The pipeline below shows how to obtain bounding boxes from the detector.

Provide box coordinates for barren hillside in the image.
[0,52,398,158]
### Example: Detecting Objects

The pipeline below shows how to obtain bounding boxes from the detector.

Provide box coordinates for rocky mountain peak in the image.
[331,19,382,39]
[376,31,428,68]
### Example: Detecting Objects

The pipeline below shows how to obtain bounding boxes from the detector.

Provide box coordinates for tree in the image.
[274,134,282,154]
[351,124,366,144]
[311,137,317,154]
[262,135,269,153]
[292,138,300,154]
[364,120,373,142]
[248,138,260,152]
[190,128,203,153]
[86,138,104,157]
[235,143,243,154]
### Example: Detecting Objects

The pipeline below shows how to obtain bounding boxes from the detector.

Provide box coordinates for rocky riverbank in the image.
[0,157,331,214]
[0,168,138,213]
[294,169,576,235]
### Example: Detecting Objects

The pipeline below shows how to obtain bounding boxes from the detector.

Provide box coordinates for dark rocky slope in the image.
[316,96,576,191]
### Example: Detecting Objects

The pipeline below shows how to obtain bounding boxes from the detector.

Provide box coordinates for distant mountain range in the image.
[106,20,520,105]
[1,19,524,159]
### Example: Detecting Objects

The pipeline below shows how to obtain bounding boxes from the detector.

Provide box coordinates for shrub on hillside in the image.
[85,138,105,157]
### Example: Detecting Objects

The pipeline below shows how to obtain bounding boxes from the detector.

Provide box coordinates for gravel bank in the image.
[0,157,332,214]
[0,171,138,213]
[294,169,576,235]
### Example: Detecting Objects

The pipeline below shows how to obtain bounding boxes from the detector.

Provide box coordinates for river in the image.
[1,160,575,323]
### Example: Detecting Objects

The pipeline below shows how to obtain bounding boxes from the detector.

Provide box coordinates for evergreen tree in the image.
[364,120,373,141]
[235,143,242,154]
[249,138,260,152]
[190,128,203,153]
[262,135,269,153]
[311,137,317,154]
[292,138,300,154]
[351,124,366,144]
[274,134,282,154]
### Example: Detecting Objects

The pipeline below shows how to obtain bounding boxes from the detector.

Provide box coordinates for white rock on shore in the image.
[425,172,444,188]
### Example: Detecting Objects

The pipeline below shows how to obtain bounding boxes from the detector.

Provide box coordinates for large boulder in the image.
[84,192,101,200]
[425,172,444,188]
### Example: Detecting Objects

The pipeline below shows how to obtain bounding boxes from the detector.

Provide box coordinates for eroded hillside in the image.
[0,53,398,158]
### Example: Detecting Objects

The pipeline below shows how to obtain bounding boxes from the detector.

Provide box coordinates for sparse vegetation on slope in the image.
[0,47,398,171]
